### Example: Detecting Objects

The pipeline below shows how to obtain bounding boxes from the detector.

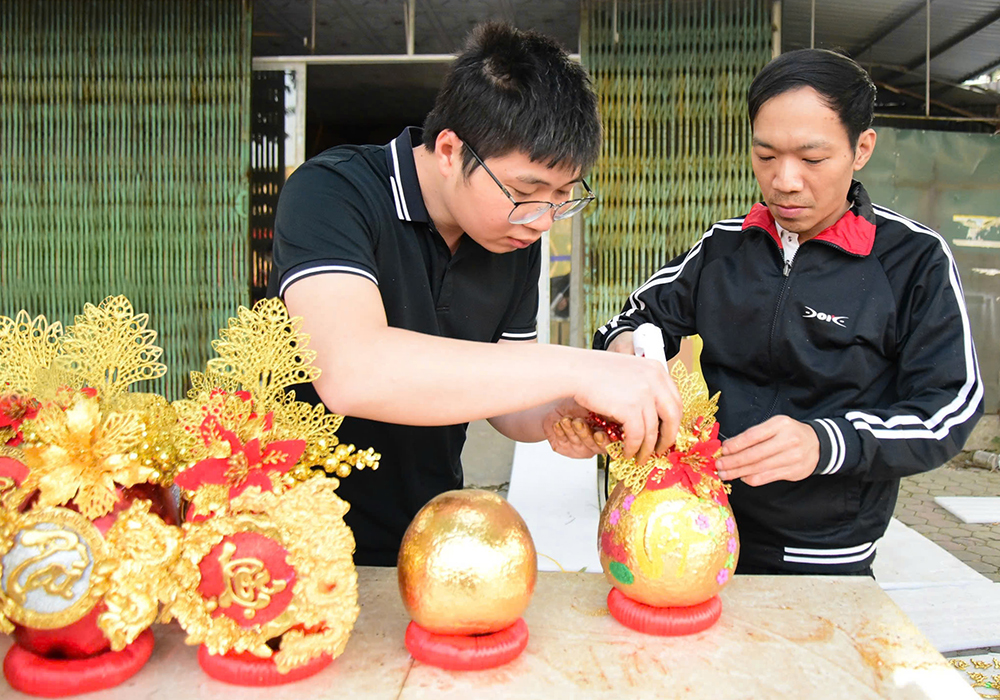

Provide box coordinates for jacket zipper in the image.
[763,233,794,420]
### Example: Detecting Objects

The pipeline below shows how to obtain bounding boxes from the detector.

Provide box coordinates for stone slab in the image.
[934,496,1000,524]
[0,569,977,699]
[883,581,1000,653]
[874,518,992,589]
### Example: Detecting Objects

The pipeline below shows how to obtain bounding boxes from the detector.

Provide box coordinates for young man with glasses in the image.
[268,22,682,566]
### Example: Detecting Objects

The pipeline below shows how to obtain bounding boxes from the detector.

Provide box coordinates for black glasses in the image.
[461,140,596,225]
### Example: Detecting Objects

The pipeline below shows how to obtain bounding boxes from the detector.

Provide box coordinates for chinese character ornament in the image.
[163,299,379,686]
[0,298,182,697]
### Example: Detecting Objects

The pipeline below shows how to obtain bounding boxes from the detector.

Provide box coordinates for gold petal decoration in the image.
[206,299,319,411]
[0,311,63,393]
[607,361,720,494]
[18,393,172,519]
[56,296,166,396]
[174,298,379,492]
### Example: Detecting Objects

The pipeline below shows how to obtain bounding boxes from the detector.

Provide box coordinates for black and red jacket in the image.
[595,181,983,574]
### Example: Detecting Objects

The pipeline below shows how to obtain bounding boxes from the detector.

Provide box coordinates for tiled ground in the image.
[894,458,1000,583]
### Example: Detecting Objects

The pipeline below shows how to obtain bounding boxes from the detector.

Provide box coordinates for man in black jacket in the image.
[594,49,984,575]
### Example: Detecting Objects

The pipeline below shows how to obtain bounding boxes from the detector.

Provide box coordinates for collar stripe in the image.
[385,127,430,223]
[389,175,406,221]
[389,139,412,222]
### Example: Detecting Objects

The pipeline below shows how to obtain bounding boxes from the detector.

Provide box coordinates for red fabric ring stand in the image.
[197,645,333,686]
[3,628,155,698]
[607,588,722,636]
[405,618,529,670]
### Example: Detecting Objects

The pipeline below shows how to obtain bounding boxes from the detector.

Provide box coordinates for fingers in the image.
[653,379,682,455]
[619,407,645,463]
[543,411,607,459]
[636,404,660,465]
[720,419,779,456]
[716,416,819,484]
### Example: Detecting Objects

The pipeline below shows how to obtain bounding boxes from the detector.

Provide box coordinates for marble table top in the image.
[0,568,978,699]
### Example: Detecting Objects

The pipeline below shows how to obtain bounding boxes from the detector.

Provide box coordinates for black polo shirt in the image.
[267,127,540,566]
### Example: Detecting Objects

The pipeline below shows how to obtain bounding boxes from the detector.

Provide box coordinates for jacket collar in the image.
[742,180,876,256]
[384,126,430,224]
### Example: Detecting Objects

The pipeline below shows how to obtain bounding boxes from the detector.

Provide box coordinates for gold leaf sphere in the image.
[599,482,739,608]
[398,489,537,635]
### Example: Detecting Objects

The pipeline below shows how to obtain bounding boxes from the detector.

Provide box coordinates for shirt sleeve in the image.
[592,228,712,354]
[499,240,541,341]
[806,238,984,481]
[271,158,381,299]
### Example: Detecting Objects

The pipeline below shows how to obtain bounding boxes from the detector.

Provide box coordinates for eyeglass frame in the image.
[458,138,596,225]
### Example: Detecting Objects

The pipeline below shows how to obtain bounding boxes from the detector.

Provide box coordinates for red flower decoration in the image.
[174,413,305,499]
[0,395,40,446]
[644,422,723,497]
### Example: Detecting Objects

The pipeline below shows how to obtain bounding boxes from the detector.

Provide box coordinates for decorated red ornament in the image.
[598,359,738,637]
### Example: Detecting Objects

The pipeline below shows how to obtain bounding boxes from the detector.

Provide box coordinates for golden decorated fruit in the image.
[398,489,536,635]
[598,361,739,608]
[599,480,738,608]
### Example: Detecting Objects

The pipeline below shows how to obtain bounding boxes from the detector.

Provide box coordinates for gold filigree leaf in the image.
[186,370,241,401]
[56,296,166,395]
[75,475,120,520]
[205,299,319,410]
[605,442,664,493]
[670,361,720,452]
[0,311,63,392]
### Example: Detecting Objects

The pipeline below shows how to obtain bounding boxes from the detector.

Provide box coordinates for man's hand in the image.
[606,331,635,355]
[715,415,818,486]
[541,398,608,459]
[573,350,681,465]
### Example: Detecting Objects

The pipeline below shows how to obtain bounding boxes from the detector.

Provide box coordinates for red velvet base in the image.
[404,618,529,671]
[607,588,722,636]
[197,645,332,686]
[3,628,154,698]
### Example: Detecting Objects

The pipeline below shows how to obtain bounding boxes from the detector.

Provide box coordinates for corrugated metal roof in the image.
[252,1,999,126]
[253,0,580,57]
[782,0,1000,101]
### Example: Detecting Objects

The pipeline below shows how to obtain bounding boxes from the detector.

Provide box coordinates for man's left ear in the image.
[852,128,877,171]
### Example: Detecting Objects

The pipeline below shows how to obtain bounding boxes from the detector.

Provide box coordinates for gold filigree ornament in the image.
[162,299,379,675]
[598,361,738,610]
[606,361,722,497]
[0,296,179,519]
[171,298,379,516]
[0,500,180,649]
[160,477,359,672]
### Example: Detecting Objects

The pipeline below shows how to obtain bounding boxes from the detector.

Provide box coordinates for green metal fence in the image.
[0,0,251,399]
[580,0,771,340]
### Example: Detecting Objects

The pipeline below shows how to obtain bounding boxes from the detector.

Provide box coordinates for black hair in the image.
[747,49,876,148]
[422,22,601,177]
